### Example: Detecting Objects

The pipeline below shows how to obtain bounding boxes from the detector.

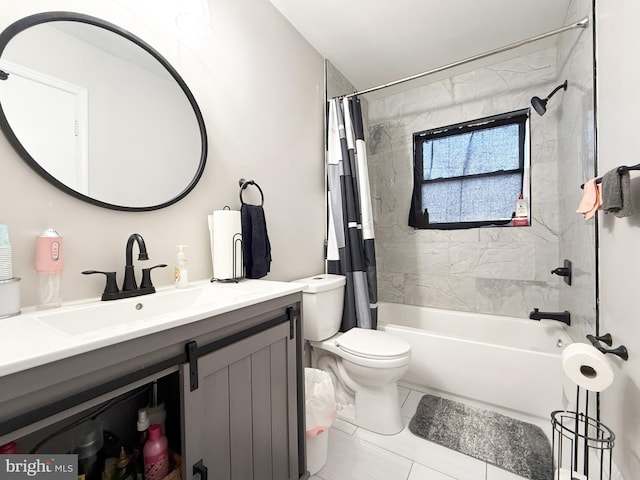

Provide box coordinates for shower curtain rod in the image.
[344,17,589,98]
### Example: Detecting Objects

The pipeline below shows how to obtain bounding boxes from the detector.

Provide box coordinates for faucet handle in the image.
[141,264,168,289]
[82,270,119,298]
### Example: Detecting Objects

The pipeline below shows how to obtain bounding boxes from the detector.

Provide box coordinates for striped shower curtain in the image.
[327,96,378,331]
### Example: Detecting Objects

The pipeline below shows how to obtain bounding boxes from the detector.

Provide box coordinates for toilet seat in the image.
[312,328,411,369]
[336,328,411,360]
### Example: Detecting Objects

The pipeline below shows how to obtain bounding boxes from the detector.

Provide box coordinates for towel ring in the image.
[239,178,264,206]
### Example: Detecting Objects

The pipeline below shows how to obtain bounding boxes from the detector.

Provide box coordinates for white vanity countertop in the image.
[0,279,304,378]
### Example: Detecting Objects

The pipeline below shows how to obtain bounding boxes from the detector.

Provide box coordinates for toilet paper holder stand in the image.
[586,333,628,361]
[551,389,615,480]
[550,333,624,478]
[211,231,243,283]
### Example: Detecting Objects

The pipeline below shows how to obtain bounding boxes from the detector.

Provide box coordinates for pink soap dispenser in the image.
[35,227,63,309]
[143,424,169,480]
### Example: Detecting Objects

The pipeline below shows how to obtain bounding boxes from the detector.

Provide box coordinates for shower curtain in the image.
[327,96,378,331]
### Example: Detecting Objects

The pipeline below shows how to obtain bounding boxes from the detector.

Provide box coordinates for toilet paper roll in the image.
[562,342,614,392]
[210,209,242,280]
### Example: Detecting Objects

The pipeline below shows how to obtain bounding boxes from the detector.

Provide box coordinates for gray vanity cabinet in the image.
[181,320,299,480]
[0,291,306,480]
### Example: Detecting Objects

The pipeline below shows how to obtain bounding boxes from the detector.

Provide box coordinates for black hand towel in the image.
[241,204,272,279]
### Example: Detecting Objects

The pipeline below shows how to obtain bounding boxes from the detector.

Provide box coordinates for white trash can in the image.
[304,368,336,475]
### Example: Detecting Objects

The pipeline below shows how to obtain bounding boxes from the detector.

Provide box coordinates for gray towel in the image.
[616,171,635,218]
[602,169,634,217]
[601,169,622,211]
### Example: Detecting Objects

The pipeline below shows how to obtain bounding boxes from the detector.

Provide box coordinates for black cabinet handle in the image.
[193,460,208,480]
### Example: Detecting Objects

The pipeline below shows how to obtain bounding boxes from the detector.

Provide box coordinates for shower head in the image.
[531,80,568,116]
[531,96,548,116]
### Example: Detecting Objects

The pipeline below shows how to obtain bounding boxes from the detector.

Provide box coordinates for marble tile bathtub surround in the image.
[555,0,596,337]
[368,48,562,318]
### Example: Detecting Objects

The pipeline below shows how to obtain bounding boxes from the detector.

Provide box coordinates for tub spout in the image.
[529,308,571,326]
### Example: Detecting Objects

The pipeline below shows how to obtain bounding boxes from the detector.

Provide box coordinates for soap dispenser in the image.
[35,228,63,308]
[174,245,189,288]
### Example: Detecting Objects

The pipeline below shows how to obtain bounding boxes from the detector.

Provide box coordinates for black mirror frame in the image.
[0,11,208,211]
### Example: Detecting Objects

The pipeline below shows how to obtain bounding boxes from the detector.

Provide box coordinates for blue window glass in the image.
[409,110,529,229]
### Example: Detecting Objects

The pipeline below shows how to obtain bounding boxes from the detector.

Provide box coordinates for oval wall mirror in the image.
[0,12,207,211]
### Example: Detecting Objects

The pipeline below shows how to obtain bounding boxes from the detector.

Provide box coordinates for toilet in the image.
[294,273,411,435]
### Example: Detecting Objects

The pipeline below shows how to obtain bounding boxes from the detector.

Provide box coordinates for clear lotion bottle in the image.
[35,228,63,308]
[174,245,189,288]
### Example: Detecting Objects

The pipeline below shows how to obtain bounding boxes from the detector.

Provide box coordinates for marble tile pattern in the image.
[365,46,592,319]
[555,0,597,338]
[326,59,370,126]
[326,60,356,99]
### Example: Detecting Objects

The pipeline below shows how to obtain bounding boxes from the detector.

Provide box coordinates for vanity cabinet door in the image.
[180,321,300,480]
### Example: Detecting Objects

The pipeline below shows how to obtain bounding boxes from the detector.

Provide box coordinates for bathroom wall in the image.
[596,1,640,477]
[0,0,326,307]
[367,48,562,318]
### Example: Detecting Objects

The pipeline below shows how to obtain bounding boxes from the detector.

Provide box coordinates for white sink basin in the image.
[0,279,305,377]
[34,286,207,337]
[31,280,302,338]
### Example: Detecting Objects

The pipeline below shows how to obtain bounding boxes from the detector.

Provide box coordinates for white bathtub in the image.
[379,302,572,420]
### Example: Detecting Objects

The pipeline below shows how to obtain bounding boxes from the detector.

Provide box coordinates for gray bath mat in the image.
[409,394,552,480]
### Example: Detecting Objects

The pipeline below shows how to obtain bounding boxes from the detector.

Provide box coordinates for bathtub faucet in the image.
[529,308,571,326]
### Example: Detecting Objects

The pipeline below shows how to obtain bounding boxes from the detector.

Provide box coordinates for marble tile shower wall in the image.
[556,0,596,337]
[327,60,356,101]
[367,47,561,318]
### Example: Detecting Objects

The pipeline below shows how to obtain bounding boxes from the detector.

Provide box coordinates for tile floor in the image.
[310,386,547,480]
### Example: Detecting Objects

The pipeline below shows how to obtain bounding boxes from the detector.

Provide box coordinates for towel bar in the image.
[580,163,640,189]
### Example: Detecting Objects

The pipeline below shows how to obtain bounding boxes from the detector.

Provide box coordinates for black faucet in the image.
[123,233,149,291]
[82,233,166,301]
[529,308,571,326]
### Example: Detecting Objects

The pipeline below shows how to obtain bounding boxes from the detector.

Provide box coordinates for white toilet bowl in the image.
[311,328,410,435]
[294,274,412,435]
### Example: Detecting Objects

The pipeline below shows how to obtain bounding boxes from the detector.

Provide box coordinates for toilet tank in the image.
[292,274,346,341]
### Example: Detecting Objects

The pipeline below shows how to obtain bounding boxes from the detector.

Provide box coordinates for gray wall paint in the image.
[0,0,326,307]
[597,1,640,477]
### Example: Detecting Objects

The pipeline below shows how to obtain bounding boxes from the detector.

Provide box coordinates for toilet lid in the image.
[336,328,410,359]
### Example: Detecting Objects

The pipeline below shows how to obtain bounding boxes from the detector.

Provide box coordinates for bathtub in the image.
[379,302,572,420]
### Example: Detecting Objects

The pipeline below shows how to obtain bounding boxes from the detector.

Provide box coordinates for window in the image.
[409,109,530,229]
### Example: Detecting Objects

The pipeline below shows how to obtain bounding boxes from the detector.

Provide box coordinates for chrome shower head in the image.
[531,80,568,116]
